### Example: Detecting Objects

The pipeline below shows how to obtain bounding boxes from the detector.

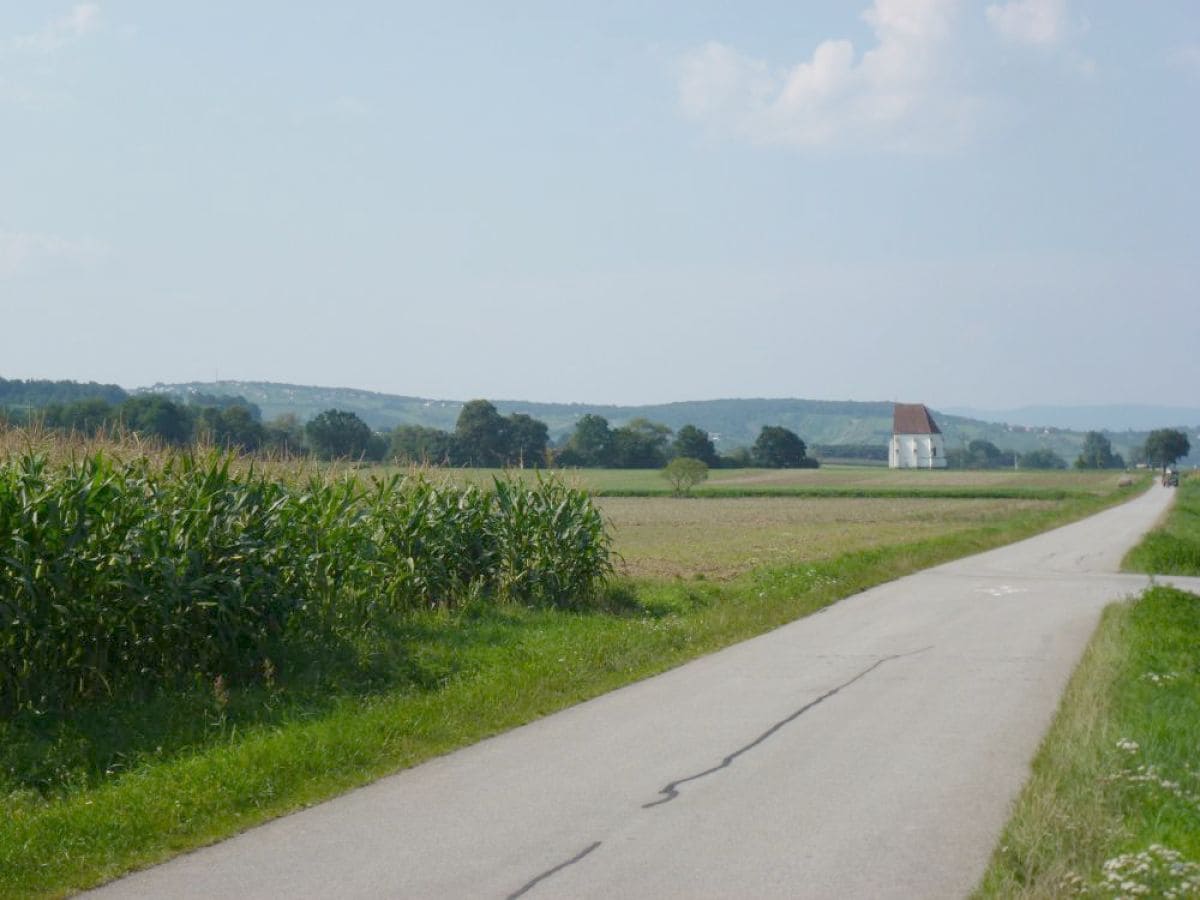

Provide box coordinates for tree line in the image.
[945,429,1190,471]
[0,395,821,468]
[393,402,818,469]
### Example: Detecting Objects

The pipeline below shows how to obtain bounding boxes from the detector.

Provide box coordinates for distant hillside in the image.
[146,380,1196,463]
[945,404,1200,433]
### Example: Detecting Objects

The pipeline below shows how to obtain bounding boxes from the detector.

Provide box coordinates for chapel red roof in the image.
[892,403,942,435]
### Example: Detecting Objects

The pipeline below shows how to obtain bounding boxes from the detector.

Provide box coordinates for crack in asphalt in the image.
[506,842,602,899]
[505,646,932,896]
[642,646,934,809]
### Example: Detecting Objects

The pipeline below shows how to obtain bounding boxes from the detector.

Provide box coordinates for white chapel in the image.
[889,403,947,469]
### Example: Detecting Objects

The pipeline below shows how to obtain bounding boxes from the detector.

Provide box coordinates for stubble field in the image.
[599,495,1058,579]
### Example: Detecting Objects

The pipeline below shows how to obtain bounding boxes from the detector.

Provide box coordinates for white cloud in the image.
[986,0,1067,46]
[677,0,973,151]
[11,4,100,54]
[0,231,108,279]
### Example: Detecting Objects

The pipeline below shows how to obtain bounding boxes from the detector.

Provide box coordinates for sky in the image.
[1,1,1197,408]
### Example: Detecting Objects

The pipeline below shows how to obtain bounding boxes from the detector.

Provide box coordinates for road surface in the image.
[93,483,1200,899]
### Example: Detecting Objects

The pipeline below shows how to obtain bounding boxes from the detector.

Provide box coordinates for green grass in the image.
[974,586,1200,898]
[1124,476,1200,575]
[0,480,1143,897]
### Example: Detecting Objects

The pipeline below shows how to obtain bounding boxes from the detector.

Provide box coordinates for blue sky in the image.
[2,1,1197,408]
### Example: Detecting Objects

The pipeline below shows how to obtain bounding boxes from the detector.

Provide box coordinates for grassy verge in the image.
[1,486,1140,896]
[974,586,1200,898]
[1124,476,1200,575]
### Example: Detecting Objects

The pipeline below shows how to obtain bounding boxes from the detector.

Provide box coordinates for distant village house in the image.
[890,403,947,469]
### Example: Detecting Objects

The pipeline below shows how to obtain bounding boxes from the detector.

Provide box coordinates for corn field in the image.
[0,450,612,714]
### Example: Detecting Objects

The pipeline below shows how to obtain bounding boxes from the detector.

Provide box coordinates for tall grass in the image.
[975,587,1200,898]
[0,450,611,715]
[1123,476,1200,574]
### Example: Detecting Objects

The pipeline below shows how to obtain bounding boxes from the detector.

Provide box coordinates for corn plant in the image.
[0,451,613,714]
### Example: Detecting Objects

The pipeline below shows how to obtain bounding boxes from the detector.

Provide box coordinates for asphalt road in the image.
[92,482,1200,899]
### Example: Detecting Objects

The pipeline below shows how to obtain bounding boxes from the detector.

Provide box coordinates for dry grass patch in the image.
[599,496,1056,579]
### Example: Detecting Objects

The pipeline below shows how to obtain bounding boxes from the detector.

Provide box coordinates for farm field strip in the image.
[370,465,1130,499]
[598,495,1057,579]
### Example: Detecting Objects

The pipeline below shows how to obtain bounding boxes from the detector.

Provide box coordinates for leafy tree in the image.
[391,425,455,465]
[1020,448,1067,470]
[186,393,262,420]
[200,405,264,452]
[719,446,753,468]
[119,396,194,444]
[365,432,389,462]
[506,413,549,468]
[42,398,116,435]
[262,413,306,455]
[952,439,1016,469]
[752,426,815,468]
[610,418,672,468]
[662,457,709,496]
[672,424,718,467]
[1143,428,1191,473]
[564,414,614,467]
[454,400,510,466]
[305,409,373,459]
[1075,431,1124,469]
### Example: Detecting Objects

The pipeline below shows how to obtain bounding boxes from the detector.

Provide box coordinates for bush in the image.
[661,457,709,495]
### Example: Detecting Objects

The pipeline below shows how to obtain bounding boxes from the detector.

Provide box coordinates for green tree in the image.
[563,414,614,467]
[44,398,116,435]
[198,405,264,452]
[1075,431,1124,469]
[956,439,1015,469]
[262,413,306,455]
[305,409,373,459]
[119,396,194,444]
[752,426,815,468]
[391,425,455,465]
[506,413,549,468]
[454,400,510,466]
[1143,428,1191,473]
[661,457,709,496]
[610,418,672,468]
[720,446,753,468]
[672,424,718,467]
[1020,448,1067,470]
